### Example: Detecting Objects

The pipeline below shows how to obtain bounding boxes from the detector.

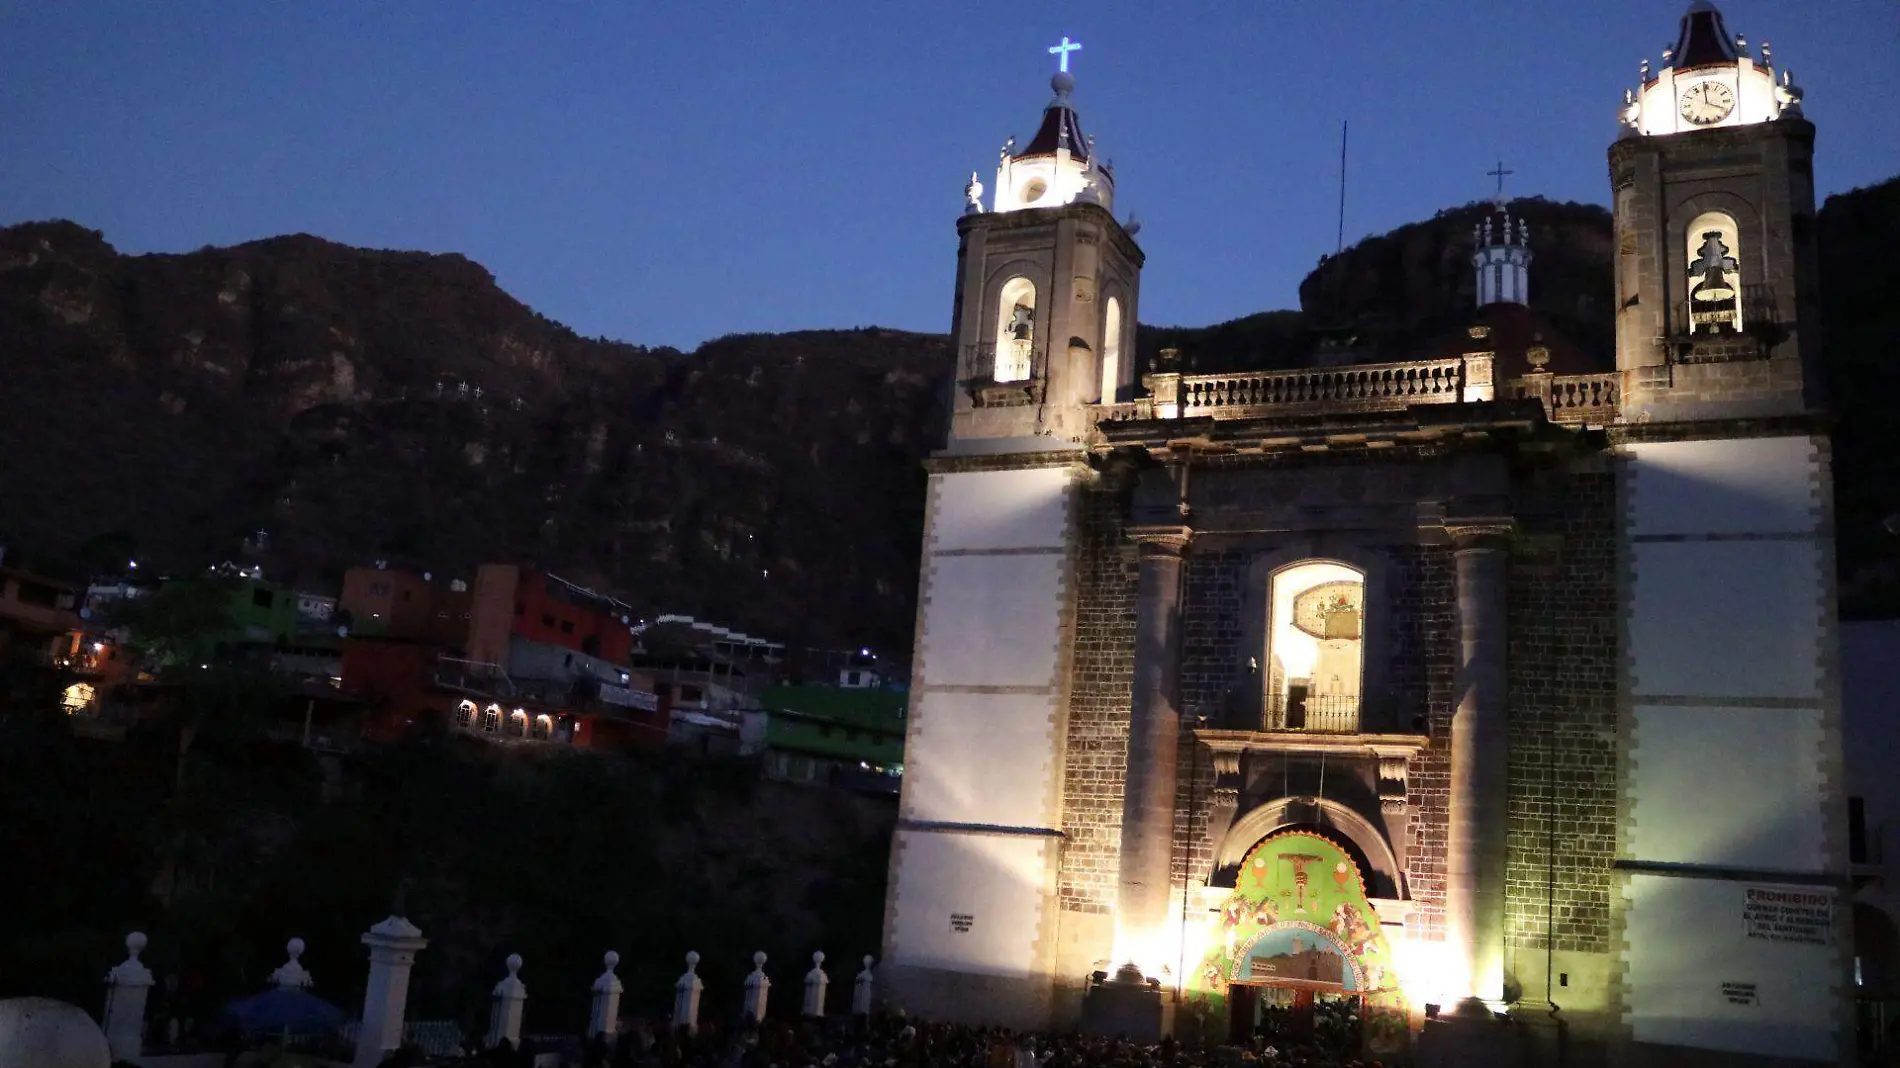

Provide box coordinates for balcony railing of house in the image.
[433,656,515,698]
[1264,693,1361,734]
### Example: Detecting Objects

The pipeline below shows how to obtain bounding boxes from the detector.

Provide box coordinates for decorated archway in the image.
[1186,830,1409,1055]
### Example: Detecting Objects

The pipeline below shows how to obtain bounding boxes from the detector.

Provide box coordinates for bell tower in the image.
[1609,0,1819,421]
[1606,6,1852,1064]
[948,62,1144,447]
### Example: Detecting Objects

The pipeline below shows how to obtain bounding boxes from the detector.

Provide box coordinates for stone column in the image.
[588,951,623,1038]
[354,915,428,1068]
[852,956,875,1016]
[1115,524,1192,974]
[672,952,702,1035]
[1444,521,1512,1009]
[802,951,829,1018]
[487,954,526,1050]
[741,952,770,1023]
[103,931,154,1062]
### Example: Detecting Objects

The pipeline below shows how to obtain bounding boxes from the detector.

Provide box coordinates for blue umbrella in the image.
[219,988,347,1035]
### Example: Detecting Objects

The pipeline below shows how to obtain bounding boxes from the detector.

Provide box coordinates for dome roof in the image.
[1016,73,1091,162]
[1672,1,1742,71]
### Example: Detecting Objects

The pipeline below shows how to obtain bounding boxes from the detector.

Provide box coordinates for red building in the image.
[336,563,667,750]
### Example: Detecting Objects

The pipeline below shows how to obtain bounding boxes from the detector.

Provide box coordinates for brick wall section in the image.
[1504,462,1619,954]
[1057,482,1139,915]
[1391,545,1457,939]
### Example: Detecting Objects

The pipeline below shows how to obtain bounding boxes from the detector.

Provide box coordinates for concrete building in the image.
[883,8,1848,1065]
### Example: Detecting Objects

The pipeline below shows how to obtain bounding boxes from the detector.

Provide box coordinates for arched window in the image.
[531,713,553,741]
[1266,562,1365,733]
[481,704,502,734]
[993,277,1036,383]
[456,699,477,729]
[1101,297,1124,403]
[1685,211,1742,333]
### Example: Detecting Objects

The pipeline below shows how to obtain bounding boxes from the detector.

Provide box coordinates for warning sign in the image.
[1742,886,1834,947]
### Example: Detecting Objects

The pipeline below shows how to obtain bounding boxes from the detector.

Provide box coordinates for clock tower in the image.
[1610,0,1819,421]
[947,66,1144,445]
[1606,5,1852,1064]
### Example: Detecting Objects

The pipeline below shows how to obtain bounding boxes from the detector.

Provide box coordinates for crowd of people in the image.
[408,1000,1383,1068]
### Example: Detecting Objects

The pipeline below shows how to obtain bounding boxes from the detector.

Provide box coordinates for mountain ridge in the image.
[3,178,1896,647]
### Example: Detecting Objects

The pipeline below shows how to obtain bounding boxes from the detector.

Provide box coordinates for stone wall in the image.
[1504,459,1620,956]
[1056,481,1139,916]
[1390,544,1457,939]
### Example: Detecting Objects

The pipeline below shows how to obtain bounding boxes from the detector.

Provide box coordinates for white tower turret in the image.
[1471,204,1531,308]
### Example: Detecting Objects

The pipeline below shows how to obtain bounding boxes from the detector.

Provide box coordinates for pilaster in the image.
[1115,524,1192,973]
[1444,520,1514,1010]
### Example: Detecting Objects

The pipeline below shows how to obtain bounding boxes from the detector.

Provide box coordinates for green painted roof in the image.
[761,684,906,763]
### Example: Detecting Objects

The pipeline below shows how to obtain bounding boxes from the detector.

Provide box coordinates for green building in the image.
[759,679,905,793]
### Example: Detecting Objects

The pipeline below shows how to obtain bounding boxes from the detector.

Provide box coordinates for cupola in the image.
[1619,1,1802,136]
[985,55,1114,214]
[1471,204,1531,308]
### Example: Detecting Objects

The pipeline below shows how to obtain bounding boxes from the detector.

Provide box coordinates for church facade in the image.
[881,5,1850,1065]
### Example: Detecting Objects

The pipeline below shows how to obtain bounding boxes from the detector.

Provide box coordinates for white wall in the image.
[888,466,1076,989]
[1619,434,1844,1057]
[1623,874,1839,1061]
[888,830,1057,977]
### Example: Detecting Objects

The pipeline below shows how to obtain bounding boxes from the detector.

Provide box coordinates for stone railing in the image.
[1507,371,1621,425]
[1144,355,1487,419]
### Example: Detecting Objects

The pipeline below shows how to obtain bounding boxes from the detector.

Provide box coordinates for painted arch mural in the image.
[1189,830,1400,1005]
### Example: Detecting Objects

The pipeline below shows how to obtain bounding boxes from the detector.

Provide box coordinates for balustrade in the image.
[1264,692,1360,734]
[1177,357,1471,416]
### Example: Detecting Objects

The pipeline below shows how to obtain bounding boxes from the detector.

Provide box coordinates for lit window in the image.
[61,682,96,714]
[1266,562,1365,733]
[456,700,477,728]
[482,705,501,733]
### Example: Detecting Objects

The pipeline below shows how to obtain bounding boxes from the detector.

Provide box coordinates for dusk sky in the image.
[5,2,1897,350]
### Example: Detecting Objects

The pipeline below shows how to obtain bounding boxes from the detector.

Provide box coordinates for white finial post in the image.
[673,952,704,1035]
[104,931,155,1062]
[964,172,985,215]
[588,951,623,1039]
[742,952,771,1023]
[852,956,875,1016]
[354,915,428,1068]
[270,937,314,990]
[802,951,829,1019]
[488,954,527,1050]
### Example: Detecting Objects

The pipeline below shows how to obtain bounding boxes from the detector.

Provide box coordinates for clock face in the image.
[1679,81,1736,125]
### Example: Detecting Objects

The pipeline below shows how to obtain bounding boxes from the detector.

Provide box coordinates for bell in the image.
[1692,277,1736,303]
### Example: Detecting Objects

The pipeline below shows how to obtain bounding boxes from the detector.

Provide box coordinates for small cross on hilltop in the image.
[1487,160,1515,204]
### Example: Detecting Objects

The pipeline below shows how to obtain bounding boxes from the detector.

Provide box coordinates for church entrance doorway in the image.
[1224,982,1364,1050]
[1186,830,1407,1057]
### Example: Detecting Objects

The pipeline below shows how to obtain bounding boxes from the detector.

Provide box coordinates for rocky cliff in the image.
[2,179,1895,648]
[0,222,949,651]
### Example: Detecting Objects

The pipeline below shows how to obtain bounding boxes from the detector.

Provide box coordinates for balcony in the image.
[1503,372,1622,426]
[1264,692,1361,734]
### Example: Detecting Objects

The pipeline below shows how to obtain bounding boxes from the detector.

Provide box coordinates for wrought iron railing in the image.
[1264,692,1361,734]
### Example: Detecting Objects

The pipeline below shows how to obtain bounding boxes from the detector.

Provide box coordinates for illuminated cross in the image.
[1048,36,1083,73]
[1487,160,1515,200]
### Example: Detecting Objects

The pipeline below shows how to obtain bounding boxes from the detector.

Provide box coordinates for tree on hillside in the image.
[110,575,239,670]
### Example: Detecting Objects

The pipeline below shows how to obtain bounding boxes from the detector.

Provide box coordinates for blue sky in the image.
[3,1,1896,348]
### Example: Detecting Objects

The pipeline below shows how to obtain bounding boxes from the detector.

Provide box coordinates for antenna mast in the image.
[1336,120,1349,254]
